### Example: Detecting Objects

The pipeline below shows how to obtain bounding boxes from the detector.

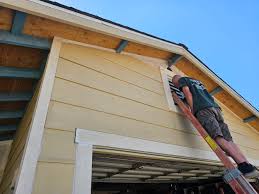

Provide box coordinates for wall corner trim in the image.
[13,37,63,194]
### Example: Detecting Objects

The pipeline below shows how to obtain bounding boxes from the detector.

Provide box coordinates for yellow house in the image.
[0,1,258,194]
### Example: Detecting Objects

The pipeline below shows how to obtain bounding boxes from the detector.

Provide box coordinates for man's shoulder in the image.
[179,76,190,81]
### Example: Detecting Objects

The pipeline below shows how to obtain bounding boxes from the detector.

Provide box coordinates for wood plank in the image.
[0,78,34,92]
[0,110,24,119]
[56,58,168,110]
[11,11,27,35]
[230,132,259,150]
[226,121,259,140]
[0,92,32,102]
[23,14,175,61]
[0,66,41,79]
[0,125,17,132]
[24,15,121,49]
[59,48,164,95]
[51,78,197,134]
[125,41,172,59]
[0,30,51,50]
[45,101,218,152]
[32,162,74,194]
[175,58,217,91]
[61,43,162,82]
[0,44,46,69]
[0,102,27,111]
[0,7,14,31]
[39,129,75,163]
[250,118,259,132]
[0,119,19,125]
[215,91,252,119]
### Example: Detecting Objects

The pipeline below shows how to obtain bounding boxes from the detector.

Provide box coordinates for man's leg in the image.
[215,136,259,179]
[214,136,248,164]
[197,108,259,178]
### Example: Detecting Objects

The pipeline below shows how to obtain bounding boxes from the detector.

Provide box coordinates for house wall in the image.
[32,43,259,194]
[0,86,39,194]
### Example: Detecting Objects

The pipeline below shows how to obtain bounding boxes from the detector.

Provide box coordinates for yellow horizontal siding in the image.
[56,58,168,110]
[60,44,162,82]
[32,162,74,194]
[51,77,197,134]
[59,47,164,95]
[39,128,75,163]
[46,100,208,149]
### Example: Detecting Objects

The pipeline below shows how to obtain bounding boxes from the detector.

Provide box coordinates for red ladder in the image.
[172,92,258,194]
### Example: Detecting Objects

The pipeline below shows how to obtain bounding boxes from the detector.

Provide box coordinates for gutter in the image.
[0,0,258,118]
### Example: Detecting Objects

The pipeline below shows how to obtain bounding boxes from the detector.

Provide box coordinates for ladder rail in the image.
[172,92,258,194]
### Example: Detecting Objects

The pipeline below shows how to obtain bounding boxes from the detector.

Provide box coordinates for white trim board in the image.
[72,143,93,194]
[160,67,182,113]
[75,129,259,166]
[1,0,258,118]
[13,37,63,194]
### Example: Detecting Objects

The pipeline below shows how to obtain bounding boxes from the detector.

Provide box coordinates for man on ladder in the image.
[172,75,259,179]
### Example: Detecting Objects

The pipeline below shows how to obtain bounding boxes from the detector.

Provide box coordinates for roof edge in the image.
[0,0,258,118]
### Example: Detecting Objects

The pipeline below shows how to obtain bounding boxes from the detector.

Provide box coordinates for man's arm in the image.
[182,86,193,112]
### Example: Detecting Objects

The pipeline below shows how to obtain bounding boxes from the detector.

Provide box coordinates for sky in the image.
[55,0,259,109]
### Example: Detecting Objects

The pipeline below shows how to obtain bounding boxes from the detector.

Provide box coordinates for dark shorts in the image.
[196,107,233,141]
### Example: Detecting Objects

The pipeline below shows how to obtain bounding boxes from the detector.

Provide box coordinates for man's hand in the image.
[182,86,193,113]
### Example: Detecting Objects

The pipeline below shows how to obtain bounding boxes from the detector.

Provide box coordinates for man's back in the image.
[178,77,219,114]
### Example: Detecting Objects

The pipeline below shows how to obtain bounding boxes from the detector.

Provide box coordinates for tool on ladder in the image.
[171,91,258,194]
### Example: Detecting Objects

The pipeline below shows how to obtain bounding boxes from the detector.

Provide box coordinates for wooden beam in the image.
[210,86,223,96]
[116,40,128,53]
[0,125,17,132]
[0,134,14,141]
[0,66,41,79]
[0,92,32,102]
[243,115,257,123]
[167,54,183,70]
[0,110,24,119]
[11,11,27,34]
[0,30,51,50]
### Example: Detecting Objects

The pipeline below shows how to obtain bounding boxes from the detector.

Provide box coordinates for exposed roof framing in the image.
[0,125,16,132]
[0,93,32,102]
[0,66,41,79]
[210,86,223,96]
[243,115,257,123]
[0,0,258,131]
[167,54,183,71]
[116,39,128,53]
[0,7,50,140]
[0,30,51,49]
[0,110,24,119]
[11,11,27,34]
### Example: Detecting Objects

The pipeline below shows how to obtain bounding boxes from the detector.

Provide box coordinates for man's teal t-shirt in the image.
[178,77,220,114]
